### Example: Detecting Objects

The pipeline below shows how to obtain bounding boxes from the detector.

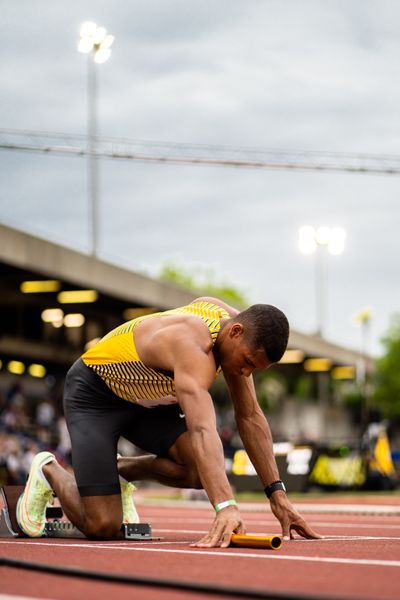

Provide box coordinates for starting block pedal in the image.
[122,523,153,540]
[1,486,28,537]
[0,485,154,541]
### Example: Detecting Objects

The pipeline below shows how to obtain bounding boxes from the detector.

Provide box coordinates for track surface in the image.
[1,498,400,600]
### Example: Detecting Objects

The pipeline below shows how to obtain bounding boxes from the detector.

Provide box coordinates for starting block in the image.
[0,486,154,541]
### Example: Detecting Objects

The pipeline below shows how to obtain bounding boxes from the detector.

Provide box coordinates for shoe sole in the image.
[16,452,54,537]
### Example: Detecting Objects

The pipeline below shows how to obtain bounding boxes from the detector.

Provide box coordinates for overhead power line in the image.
[1,128,400,175]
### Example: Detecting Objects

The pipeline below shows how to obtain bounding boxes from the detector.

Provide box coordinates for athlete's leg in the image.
[118,431,202,489]
[43,461,122,539]
[45,431,199,537]
[43,359,133,539]
[119,402,201,489]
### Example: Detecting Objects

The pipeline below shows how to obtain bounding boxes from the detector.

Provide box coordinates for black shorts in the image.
[63,358,187,497]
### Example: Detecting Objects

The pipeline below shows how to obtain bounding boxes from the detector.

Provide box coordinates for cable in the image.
[1,556,360,600]
[1,128,399,175]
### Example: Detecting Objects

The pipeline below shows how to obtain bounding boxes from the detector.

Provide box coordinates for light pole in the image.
[78,21,114,257]
[353,307,373,428]
[299,226,346,337]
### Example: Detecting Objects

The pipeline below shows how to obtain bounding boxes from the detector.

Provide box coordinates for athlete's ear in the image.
[229,323,245,339]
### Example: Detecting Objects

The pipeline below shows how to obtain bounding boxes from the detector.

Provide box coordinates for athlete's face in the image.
[220,324,272,377]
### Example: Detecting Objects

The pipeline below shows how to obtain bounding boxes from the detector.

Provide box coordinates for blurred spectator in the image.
[361,421,398,490]
[0,379,70,485]
[36,398,55,428]
[4,383,25,412]
[0,378,241,486]
[21,439,41,475]
[56,416,71,462]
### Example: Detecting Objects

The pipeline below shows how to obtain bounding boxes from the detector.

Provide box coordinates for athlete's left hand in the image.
[191,505,245,548]
[269,491,323,540]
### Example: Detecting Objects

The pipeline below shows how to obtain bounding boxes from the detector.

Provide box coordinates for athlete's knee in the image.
[80,494,123,540]
[83,513,121,540]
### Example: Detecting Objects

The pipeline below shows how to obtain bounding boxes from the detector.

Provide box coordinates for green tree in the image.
[373,314,400,418]
[159,261,248,308]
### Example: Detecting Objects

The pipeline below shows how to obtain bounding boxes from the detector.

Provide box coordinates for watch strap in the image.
[264,480,286,499]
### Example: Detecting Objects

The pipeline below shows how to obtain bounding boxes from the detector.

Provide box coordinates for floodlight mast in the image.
[298,226,346,337]
[78,21,114,257]
[353,307,373,427]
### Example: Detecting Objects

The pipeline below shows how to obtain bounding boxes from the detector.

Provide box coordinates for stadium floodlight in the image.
[299,226,346,257]
[352,306,373,426]
[298,225,346,337]
[78,21,114,63]
[79,21,97,40]
[78,22,114,256]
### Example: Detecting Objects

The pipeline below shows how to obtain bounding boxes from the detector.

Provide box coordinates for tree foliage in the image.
[159,261,248,308]
[373,314,400,418]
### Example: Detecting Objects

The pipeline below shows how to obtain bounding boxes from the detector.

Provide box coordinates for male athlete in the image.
[17,297,320,546]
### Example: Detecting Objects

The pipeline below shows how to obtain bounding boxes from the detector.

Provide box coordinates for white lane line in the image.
[1,540,400,567]
[310,522,400,530]
[129,541,191,545]
[155,528,206,534]
[146,516,400,529]
[153,529,400,542]
[0,595,54,600]
[291,536,400,542]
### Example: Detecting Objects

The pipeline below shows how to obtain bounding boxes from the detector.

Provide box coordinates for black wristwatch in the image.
[264,480,286,499]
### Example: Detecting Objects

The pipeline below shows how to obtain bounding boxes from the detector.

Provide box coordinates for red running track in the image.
[1,500,400,600]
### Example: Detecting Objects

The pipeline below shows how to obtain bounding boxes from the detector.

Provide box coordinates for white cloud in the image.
[1,0,399,356]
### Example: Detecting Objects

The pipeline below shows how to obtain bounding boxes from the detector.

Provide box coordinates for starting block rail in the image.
[0,486,154,541]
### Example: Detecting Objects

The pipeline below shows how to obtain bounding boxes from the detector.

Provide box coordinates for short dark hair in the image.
[234,304,289,363]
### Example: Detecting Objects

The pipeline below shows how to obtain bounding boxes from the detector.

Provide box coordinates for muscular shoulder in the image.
[173,315,214,352]
[191,296,239,317]
[135,312,214,370]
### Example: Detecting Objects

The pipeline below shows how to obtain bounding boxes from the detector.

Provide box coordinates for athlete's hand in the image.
[191,506,246,548]
[270,491,323,540]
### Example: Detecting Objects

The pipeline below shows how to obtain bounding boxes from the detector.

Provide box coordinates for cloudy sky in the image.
[1,0,399,356]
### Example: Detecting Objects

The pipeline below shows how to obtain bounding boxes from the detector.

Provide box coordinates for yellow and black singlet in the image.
[82,300,230,407]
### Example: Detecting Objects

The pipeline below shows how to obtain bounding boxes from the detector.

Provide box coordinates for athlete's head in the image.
[218,304,289,378]
[233,304,289,363]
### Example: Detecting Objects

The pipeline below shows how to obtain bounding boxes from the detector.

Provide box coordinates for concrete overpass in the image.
[0,223,373,376]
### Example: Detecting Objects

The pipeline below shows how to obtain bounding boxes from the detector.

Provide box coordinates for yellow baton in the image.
[230,534,283,550]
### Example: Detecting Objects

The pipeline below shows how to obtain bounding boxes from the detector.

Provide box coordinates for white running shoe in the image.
[16,451,55,537]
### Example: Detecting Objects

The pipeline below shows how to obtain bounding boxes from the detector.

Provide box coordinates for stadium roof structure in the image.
[0,223,373,379]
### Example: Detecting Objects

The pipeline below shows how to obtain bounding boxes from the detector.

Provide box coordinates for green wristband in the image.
[214,499,237,513]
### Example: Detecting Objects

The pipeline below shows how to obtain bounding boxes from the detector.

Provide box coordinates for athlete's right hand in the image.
[191,506,246,548]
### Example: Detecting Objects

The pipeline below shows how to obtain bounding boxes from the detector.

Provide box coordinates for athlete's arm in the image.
[226,372,280,486]
[226,372,321,540]
[172,324,245,547]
